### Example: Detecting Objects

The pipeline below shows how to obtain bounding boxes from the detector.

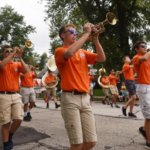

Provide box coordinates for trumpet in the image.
[30,64,40,71]
[78,12,117,40]
[14,41,33,57]
[115,71,122,76]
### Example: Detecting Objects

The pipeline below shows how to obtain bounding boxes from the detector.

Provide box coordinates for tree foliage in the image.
[44,0,150,72]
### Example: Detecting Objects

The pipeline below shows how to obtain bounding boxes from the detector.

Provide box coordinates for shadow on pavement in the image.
[0,126,50,149]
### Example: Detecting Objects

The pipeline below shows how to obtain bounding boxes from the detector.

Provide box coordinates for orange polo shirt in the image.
[101,77,109,86]
[108,74,118,86]
[122,63,134,80]
[33,79,38,87]
[55,46,97,93]
[133,54,150,84]
[20,72,36,87]
[45,75,55,84]
[0,60,22,91]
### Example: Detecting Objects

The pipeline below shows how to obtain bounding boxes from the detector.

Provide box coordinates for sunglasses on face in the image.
[3,49,13,53]
[64,29,78,35]
[137,45,147,49]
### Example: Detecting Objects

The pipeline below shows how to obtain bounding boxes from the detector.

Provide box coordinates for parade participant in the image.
[55,23,106,150]
[109,69,120,108]
[0,45,28,150]
[132,41,150,149]
[101,73,110,105]
[122,56,137,118]
[44,69,60,109]
[20,65,38,121]
[33,79,40,98]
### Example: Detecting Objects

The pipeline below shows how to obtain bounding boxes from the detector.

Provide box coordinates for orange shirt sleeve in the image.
[133,55,141,66]
[123,64,130,72]
[84,50,97,64]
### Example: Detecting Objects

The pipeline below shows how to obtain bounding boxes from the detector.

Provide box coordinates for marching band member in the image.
[20,64,38,121]
[101,73,110,105]
[44,69,60,109]
[122,56,137,118]
[55,23,105,150]
[108,69,120,108]
[0,45,28,150]
[133,41,150,149]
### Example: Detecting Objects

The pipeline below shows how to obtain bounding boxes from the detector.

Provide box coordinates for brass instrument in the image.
[42,58,58,88]
[115,71,122,76]
[98,65,110,88]
[30,64,40,71]
[78,12,117,40]
[14,41,33,57]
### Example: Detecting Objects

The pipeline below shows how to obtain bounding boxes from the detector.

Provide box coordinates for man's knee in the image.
[13,119,22,124]
[87,142,97,148]
[71,143,83,150]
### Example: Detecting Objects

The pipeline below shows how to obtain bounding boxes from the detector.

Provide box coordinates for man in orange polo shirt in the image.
[101,73,110,105]
[55,23,106,150]
[0,45,28,150]
[133,41,150,149]
[122,56,137,118]
[44,70,60,109]
[20,64,38,121]
[109,69,120,108]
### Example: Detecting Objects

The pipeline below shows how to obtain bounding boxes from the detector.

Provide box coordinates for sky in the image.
[0,0,50,55]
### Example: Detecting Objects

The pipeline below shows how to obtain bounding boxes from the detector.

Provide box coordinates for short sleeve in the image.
[133,55,141,66]
[55,47,68,64]
[32,73,36,78]
[17,62,23,73]
[123,64,130,72]
[84,50,97,65]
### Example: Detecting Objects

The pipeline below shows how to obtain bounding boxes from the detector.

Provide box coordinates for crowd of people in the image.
[0,22,150,150]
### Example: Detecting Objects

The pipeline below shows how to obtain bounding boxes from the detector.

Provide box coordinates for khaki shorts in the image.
[0,93,24,125]
[20,87,36,104]
[102,88,109,96]
[136,84,150,119]
[46,87,56,97]
[110,85,119,95]
[61,92,97,144]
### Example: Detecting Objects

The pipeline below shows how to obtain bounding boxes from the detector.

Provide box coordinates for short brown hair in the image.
[122,56,129,62]
[1,45,12,52]
[59,24,76,41]
[132,41,146,52]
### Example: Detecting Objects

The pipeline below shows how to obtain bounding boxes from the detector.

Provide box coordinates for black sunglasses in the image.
[137,45,147,49]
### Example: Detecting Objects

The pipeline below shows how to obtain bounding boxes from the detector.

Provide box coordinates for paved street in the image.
[0,99,146,150]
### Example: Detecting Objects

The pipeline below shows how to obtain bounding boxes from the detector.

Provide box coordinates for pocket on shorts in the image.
[65,122,78,140]
[136,86,148,94]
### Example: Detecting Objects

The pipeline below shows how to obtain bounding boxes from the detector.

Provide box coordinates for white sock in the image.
[27,108,31,113]
[24,112,27,117]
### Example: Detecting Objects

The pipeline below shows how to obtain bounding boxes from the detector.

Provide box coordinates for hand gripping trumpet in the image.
[14,40,33,57]
[78,12,117,40]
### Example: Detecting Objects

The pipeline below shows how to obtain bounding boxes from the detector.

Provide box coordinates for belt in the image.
[0,91,17,94]
[63,90,86,95]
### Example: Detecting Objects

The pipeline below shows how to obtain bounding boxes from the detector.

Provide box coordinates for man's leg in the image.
[82,142,96,150]
[1,122,10,142]
[70,144,83,150]
[23,103,30,121]
[124,95,136,112]
[53,95,60,109]
[145,119,150,143]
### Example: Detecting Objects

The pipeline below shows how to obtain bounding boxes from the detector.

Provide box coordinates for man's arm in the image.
[0,47,18,69]
[139,51,150,62]
[64,23,92,59]
[18,56,28,74]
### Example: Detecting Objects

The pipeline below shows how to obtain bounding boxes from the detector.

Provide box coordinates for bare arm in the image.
[64,23,92,59]
[0,47,18,69]
[139,51,150,62]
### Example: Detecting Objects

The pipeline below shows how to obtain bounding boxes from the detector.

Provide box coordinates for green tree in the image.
[0,5,36,61]
[44,0,150,72]
[39,52,48,70]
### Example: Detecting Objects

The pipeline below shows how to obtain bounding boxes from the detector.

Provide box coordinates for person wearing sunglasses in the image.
[132,41,150,149]
[55,23,106,150]
[0,45,28,150]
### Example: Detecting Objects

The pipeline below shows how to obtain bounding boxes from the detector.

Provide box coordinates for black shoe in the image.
[115,105,120,108]
[128,112,137,118]
[138,126,147,141]
[134,104,139,106]
[27,112,32,119]
[8,136,13,149]
[3,145,11,150]
[102,101,106,105]
[122,106,127,116]
[110,103,113,108]
[107,102,110,105]
[46,103,49,108]
[55,103,60,109]
[23,116,30,121]
[145,142,150,149]
[34,104,37,107]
